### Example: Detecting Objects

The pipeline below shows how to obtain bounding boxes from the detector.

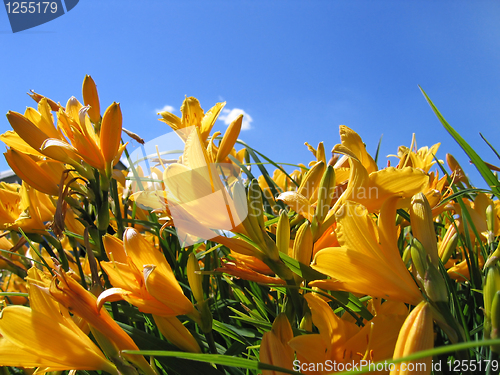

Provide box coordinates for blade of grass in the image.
[480,133,500,161]
[122,350,305,375]
[374,134,383,165]
[419,86,500,197]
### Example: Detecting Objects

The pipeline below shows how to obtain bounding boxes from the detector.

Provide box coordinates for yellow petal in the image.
[362,167,429,210]
[338,125,378,173]
[277,191,315,222]
[6,111,74,163]
[0,306,115,372]
[102,234,127,263]
[153,316,201,353]
[4,149,60,196]
[311,246,422,305]
[260,330,294,375]
[0,130,45,157]
[200,101,225,141]
[143,265,194,315]
[159,111,182,132]
[181,97,204,129]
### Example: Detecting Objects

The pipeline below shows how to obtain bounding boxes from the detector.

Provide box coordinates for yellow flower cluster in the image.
[0,77,499,375]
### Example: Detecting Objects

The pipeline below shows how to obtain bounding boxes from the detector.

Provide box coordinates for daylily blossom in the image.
[289,293,408,375]
[260,313,294,375]
[49,266,157,375]
[0,267,118,374]
[1,77,126,178]
[0,181,55,233]
[99,228,200,352]
[310,198,423,306]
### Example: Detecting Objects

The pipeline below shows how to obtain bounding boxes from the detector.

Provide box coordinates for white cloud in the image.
[219,108,253,130]
[155,104,175,114]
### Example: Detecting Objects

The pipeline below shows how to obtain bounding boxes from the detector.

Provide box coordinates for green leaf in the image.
[122,350,305,375]
[374,134,383,165]
[117,322,222,375]
[0,292,28,297]
[480,132,500,160]
[333,338,500,375]
[419,86,500,197]
[279,251,328,281]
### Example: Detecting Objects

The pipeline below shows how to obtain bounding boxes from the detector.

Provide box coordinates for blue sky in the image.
[1,0,500,187]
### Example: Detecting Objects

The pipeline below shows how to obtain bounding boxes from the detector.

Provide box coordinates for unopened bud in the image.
[299,311,313,332]
[276,211,290,254]
[187,252,204,304]
[487,204,496,234]
[410,193,439,266]
[297,161,325,201]
[490,292,500,353]
[313,165,336,227]
[438,224,458,264]
[411,238,428,279]
[82,75,101,124]
[293,221,313,266]
[424,263,449,303]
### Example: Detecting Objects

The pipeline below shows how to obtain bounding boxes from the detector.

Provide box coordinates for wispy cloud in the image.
[155,104,175,114]
[219,108,253,130]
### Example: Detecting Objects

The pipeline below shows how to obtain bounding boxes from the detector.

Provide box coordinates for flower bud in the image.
[313,165,336,228]
[410,193,439,266]
[438,223,458,264]
[276,211,290,254]
[410,238,428,280]
[82,75,101,124]
[424,263,449,303]
[292,221,313,266]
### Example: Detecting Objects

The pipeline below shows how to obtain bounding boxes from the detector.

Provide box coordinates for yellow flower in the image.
[0,182,55,233]
[1,77,126,177]
[49,266,156,375]
[260,314,294,375]
[158,96,225,143]
[310,198,423,306]
[389,135,440,173]
[390,301,433,375]
[0,267,118,374]
[289,294,408,375]
[99,229,200,352]
[0,273,28,305]
[99,229,194,317]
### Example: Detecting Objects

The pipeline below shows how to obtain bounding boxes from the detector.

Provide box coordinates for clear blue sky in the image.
[1,1,499,187]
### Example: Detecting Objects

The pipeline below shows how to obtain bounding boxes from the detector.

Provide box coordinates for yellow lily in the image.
[99,228,194,316]
[159,96,225,143]
[2,77,126,178]
[389,135,440,173]
[49,266,158,375]
[260,314,294,375]
[161,125,248,246]
[310,198,423,306]
[0,182,55,233]
[99,229,200,352]
[390,301,433,375]
[0,267,118,374]
[289,293,408,375]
